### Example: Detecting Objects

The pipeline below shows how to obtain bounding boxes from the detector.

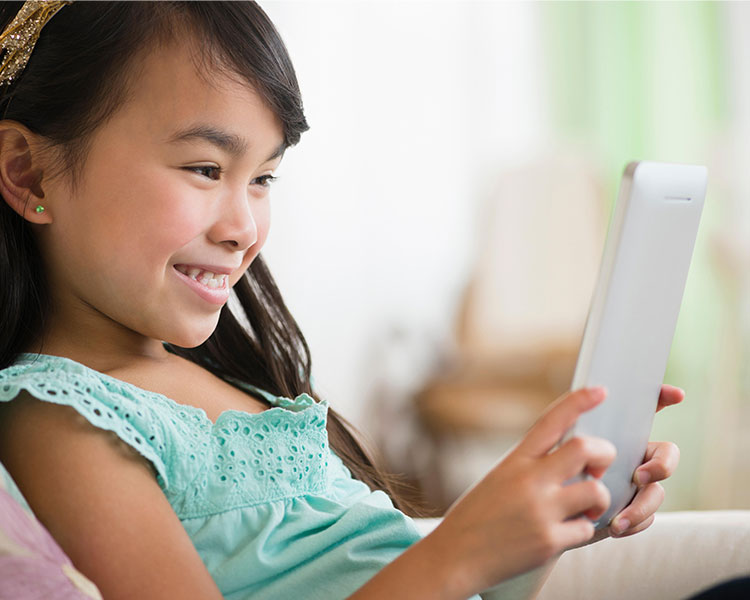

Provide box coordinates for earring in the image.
[34,205,44,213]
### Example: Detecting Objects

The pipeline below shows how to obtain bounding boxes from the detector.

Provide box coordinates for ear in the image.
[0,121,50,224]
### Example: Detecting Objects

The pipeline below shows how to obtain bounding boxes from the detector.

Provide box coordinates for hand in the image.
[426,387,616,597]
[606,384,684,538]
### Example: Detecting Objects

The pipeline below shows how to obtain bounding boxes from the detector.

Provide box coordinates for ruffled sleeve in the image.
[0,355,170,489]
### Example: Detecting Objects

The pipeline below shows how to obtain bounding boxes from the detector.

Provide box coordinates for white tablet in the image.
[564,161,707,529]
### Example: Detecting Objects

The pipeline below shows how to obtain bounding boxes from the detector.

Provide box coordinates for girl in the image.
[0,2,682,599]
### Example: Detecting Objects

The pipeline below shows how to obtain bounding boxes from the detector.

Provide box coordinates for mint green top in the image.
[0,353,481,599]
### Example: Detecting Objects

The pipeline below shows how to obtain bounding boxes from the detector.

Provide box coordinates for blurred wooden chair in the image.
[413,154,608,510]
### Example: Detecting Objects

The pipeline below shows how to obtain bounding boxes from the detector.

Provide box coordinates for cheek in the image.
[123,174,206,256]
[75,157,191,242]
[69,177,206,291]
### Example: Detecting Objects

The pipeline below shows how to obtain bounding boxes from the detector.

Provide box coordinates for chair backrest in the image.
[457,154,607,361]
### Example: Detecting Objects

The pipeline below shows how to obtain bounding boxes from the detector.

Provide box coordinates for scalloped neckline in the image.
[14,352,323,429]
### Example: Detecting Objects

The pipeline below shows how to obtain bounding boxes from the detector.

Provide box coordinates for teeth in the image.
[176,265,228,289]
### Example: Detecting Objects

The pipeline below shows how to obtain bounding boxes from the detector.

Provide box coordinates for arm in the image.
[0,392,223,600]
[350,385,684,600]
[350,388,615,600]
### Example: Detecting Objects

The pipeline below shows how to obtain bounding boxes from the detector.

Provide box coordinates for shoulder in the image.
[0,354,171,487]
[0,388,153,475]
[0,387,223,600]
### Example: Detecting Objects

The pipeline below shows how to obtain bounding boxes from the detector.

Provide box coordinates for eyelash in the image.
[186,166,278,188]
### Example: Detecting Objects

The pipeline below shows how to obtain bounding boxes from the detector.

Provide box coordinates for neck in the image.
[26,300,172,373]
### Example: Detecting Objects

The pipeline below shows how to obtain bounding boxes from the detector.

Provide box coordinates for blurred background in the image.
[259,1,750,515]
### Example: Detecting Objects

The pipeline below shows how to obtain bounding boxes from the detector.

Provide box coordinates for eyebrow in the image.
[166,124,286,162]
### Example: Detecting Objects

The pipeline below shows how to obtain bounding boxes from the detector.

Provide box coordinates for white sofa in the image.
[415,512,750,600]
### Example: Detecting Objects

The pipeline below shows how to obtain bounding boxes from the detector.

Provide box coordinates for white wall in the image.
[261,1,550,428]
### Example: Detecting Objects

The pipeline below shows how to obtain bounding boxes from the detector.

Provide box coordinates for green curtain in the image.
[542,1,728,510]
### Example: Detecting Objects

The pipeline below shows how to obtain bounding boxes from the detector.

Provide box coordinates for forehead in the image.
[115,37,283,152]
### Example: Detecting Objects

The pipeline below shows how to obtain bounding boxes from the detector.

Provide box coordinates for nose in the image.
[207,188,258,251]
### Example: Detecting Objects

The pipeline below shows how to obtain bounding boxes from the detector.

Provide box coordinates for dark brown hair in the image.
[0,1,420,515]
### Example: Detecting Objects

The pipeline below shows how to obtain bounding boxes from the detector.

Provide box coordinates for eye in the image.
[185,165,222,180]
[253,174,278,188]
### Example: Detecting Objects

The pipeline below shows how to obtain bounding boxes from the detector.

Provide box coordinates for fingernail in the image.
[635,470,650,486]
[612,518,630,535]
[591,386,607,401]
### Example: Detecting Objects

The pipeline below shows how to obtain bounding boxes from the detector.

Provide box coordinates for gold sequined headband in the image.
[0,0,73,86]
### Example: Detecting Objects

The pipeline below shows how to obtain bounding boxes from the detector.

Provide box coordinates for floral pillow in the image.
[0,463,102,599]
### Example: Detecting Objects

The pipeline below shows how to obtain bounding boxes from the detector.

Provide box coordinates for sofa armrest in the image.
[413,511,750,600]
[538,510,750,600]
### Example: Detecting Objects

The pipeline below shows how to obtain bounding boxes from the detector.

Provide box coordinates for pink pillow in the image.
[0,475,102,599]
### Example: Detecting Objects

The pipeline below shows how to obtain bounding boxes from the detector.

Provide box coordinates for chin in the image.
[165,316,221,349]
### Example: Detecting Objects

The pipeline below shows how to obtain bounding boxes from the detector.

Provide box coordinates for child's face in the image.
[39,39,285,350]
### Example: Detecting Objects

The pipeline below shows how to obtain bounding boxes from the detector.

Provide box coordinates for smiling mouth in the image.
[174,265,228,289]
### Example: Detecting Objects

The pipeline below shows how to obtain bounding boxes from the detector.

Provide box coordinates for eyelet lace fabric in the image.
[0,354,330,519]
[0,353,443,600]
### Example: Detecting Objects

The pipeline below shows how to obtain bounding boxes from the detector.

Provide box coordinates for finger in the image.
[610,513,655,538]
[558,478,611,521]
[519,387,607,457]
[553,517,596,551]
[634,442,680,485]
[657,385,685,412]
[546,435,617,481]
[609,482,664,536]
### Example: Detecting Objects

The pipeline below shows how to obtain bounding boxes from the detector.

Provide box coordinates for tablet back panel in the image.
[568,161,707,529]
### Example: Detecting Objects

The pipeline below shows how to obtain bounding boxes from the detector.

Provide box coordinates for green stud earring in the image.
[35,205,45,214]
